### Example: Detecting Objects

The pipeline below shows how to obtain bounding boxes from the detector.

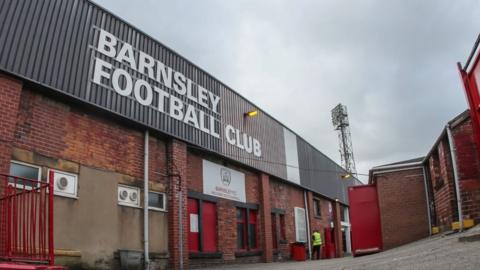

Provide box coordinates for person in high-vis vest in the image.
[312,229,323,260]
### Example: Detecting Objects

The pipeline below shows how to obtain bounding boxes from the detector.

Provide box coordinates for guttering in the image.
[144,130,150,269]
[422,129,448,164]
[303,191,312,260]
[421,110,470,164]
[369,165,424,184]
[446,125,463,232]
[422,166,432,235]
[371,166,424,176]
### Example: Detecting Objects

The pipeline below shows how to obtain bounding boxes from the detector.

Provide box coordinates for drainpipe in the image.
[179,178,184,270]
[144,130,150,269]
[303,191,312,260]
[446,125,463,232]
[422,166,432,235]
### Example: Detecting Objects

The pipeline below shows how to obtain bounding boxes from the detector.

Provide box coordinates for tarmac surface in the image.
[202,226,480,270]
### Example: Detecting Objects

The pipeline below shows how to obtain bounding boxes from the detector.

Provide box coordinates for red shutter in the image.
[202,201,217,252]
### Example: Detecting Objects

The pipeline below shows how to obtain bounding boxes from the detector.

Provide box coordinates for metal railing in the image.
[0,171,54,265]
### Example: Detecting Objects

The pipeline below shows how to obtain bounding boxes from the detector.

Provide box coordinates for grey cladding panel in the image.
[297,137,355,204]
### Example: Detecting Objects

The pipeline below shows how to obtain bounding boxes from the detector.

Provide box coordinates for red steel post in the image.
[457,63,480,161]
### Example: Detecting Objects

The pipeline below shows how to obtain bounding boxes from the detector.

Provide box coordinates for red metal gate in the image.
[348,184,383,256]
[458,35,480,161]
[0,171,54,265]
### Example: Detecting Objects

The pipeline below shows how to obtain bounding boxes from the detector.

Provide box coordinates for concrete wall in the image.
[372,168,430,249]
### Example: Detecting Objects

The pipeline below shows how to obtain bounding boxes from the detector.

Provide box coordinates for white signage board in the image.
[294,207,307,243]
[203,159,246,202]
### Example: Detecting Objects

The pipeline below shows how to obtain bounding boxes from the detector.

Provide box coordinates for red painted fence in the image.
[0,171,54,265]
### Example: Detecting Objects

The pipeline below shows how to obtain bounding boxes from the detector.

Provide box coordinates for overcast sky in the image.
[95,0,480,182]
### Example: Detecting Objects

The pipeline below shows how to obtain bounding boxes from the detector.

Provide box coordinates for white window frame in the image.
[117,185,141,208]
[47,169,78,199]
[9,160,42,190]
[148,191,167,212]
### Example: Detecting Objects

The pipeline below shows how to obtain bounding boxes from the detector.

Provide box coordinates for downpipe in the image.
[144,130,150,269]
[422,166,432,235]
[303,191,312,260]
[446,125,463,232]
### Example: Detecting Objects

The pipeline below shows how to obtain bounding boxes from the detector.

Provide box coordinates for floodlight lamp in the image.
[245,110,258,117]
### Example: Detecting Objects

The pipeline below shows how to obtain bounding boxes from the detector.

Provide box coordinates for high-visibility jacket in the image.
[312,232,322,246]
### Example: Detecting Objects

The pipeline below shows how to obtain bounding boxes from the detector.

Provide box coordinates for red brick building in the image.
[0,1,357,269]
[369,158,430,249]
[368,110,480,250]
[424,111,480,231]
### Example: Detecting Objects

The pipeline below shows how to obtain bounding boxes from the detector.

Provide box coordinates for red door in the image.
[348,184,383,256]
[202,201,217,252]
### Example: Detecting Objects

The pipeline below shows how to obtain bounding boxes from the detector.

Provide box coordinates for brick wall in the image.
[374,168,430,249]
[1,79,172,268]
[13,87,169,182]
[269,179,305,260]
[167,139,188,270]
[0,75,22,177]
[186,152,264,266]
[427,139,458,229]
[452,118,480,223]
[307,192,333,255]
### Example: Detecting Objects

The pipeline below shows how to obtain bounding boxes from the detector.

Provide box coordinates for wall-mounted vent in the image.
[48,169,78,198]
[118,185,140,207]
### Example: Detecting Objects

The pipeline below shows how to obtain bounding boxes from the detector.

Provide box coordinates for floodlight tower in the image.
[331,104,357,175]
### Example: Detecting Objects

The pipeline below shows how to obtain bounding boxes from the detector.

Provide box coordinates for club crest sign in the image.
[203,160,246,202]
[220,168,231,187]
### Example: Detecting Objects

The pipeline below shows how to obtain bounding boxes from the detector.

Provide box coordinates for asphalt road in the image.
[202,227,480,270]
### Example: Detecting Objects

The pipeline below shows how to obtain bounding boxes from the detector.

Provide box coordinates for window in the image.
[248,210,257,249]
[271,213,277,249]
[188,198,217,253]
[313,198,322,217]
[9,161,41,189]
[237,208,245,249]
[279,213,286,240]
[272,212,286,249]
[148,191,166,211]
[236,207,258,250]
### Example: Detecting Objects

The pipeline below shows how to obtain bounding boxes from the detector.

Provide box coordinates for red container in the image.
[348,184,383,256]
[290,242,306,261]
